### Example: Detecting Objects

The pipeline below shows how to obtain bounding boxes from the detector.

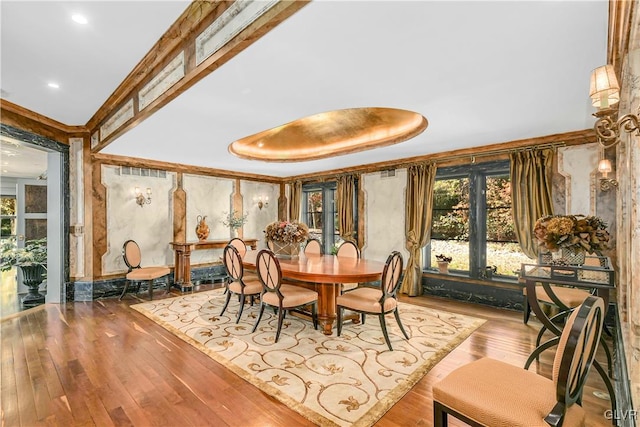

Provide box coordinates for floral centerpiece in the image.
[264,220,309,243]
[264,220,309,258]
[534,214,610,255]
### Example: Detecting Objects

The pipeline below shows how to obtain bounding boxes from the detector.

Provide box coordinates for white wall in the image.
[101,165,176,274]
[362,169,409,263]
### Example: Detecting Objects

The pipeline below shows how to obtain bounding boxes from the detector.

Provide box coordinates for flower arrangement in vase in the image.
[221,210,248,237]
[534,214,610,258]
[264,220,309,258]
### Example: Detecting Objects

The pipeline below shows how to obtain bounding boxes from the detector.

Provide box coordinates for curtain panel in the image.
[336,174,357,243]
[288,181,302,222]
[401,163,437,296]
[510,149,555,259]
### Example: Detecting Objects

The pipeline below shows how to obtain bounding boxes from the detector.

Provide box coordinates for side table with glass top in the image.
[520,256,617,417]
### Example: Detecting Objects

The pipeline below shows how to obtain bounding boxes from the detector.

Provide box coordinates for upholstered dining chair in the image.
[220,244,262,323]
[432,295,605,427]
[336,240,361,292]
[304,238,323,255]
[252,249,318,342]
[336,251,409,351]
[228,237,258,281]
[120,240,171,301]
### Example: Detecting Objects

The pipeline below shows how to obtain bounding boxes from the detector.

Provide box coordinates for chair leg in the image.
[119,280,131,300]
[523,295,531,324]
[311,303,318,330]
[433,401,449,427]
[236,293,246,324]
[275,307,286,343]
[220,289,232,316]
[252,303,266,333]
[378,314,393,351]
[337,306,343,336]
[393,309,409,339]
[361,313,366,325]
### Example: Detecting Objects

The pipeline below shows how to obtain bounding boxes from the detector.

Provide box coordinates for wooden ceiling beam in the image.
[0,100,87,144]
[89,0,309,153]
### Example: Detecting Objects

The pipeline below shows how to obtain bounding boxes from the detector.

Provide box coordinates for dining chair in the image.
[252,249,318,342]
[120,240,171,301]
[336,251,408,351]
[336,240,360,292]
[304,238,323,255]
[432,295,605,427]
[220,244,262,323]
[228,237,258,281]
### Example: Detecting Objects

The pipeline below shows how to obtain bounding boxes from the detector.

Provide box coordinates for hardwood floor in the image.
[1,285,615,426]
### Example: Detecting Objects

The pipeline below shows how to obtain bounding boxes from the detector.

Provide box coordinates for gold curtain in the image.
[336,174,357,242]
[510,149,554,259]
[400,163,437,296]
[288,180,302,222]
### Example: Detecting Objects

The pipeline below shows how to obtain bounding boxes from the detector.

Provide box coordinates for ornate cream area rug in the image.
[131,289,485,427]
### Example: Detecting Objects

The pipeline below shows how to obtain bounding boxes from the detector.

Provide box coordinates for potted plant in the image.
[221,210,249,237]
[0,237,47,306]
[435,254,452,274]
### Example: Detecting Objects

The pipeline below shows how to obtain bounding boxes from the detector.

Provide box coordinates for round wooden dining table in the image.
[241,250,387,335]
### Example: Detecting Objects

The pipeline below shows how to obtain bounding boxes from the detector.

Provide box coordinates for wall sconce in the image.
[135,187,152,207]
[255,195,269,210]
[590,64,640,149]
[597,157,618,192]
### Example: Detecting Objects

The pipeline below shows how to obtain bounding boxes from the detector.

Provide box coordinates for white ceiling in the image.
[1,1,609,179]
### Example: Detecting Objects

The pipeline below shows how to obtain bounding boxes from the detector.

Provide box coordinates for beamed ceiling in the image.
[0,0,610,178]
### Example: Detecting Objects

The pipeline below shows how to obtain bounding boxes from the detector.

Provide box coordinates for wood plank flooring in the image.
[1,284,615,426]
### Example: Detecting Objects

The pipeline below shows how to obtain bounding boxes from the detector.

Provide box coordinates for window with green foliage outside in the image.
[427,161,531,279]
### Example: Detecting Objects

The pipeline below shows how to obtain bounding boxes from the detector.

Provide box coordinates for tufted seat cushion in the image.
[126,266,170,281]
[433,357,586,427]
[262,285,317,308]
[336,287,397,313]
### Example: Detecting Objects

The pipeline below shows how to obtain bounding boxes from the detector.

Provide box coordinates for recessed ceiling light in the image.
[48,82,60,89]
[72,14,88,25]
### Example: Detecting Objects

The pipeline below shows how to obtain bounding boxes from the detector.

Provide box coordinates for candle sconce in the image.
[135,187,152,207]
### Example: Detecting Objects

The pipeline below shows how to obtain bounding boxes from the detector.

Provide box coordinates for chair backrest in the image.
[381,251,403,297]
[304,238,323,255]
[122,240,142,270]
[223,244,245,282]
[256,249,283,295]
[547,295,604,425]
[336,240,360,259]
[228,237,247,257]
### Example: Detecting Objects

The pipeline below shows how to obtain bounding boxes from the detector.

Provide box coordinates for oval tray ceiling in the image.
[228,107,428,162]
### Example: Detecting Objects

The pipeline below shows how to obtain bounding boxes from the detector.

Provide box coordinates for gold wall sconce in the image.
[255,195,269,210]
[590,64,639,149]
[135,187,152,207]
[597,158,618,192]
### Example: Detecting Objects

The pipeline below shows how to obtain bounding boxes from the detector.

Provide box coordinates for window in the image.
[427,161,530,279]
[1,196,17,244]
[302,182,353,254]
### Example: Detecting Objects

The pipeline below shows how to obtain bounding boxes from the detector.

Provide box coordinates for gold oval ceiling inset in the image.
[228,107,428,162]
